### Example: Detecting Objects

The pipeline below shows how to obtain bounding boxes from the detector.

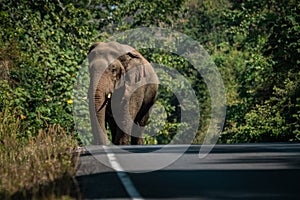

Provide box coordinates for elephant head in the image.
[88,42,159,145]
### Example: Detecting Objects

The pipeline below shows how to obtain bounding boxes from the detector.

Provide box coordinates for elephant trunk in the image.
[88,71,108,145]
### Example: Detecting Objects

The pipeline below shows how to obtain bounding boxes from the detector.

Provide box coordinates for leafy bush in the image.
[0,109,80,200]
[0,1,96,135]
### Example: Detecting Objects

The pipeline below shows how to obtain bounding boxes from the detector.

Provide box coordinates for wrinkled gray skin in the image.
[88,42,158,145]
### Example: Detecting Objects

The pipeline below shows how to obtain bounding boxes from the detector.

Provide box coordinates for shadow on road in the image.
[77,169,300,200]
[76,144,300,199]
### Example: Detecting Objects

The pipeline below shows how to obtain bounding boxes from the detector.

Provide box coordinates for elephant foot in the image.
[114,133,130,145]
[131,136,143,145]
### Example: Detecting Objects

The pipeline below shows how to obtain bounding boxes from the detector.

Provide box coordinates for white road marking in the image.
[103,146,144,200]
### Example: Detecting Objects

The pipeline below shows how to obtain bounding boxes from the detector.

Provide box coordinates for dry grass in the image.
[0,109,81,200]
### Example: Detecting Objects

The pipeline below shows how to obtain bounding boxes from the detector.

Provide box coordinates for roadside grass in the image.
[0,109,81,200]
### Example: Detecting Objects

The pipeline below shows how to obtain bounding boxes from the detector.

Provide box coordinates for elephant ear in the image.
[110,59,126,90]
[118,50,144,72]
[112,51,142,90]
[127,51,140,59]
[109,59,125,82]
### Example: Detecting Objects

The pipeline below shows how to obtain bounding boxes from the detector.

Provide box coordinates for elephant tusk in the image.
[97,92,112,112]
[107,92,112,99]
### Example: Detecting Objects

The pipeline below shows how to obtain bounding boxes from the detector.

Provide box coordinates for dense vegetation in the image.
[1,0,298,144]
[0,0,299,197]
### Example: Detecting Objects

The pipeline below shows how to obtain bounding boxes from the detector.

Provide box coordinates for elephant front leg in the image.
[106,110,120,145]
[114,127,130,145]
[110,87,132,145]
[108,118,130,145]
[110,103,131,145]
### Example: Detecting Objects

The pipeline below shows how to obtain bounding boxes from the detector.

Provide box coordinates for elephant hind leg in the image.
[131,111,150,145]
[131,101,154,145]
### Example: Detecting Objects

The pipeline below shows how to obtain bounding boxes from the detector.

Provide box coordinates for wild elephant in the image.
[88,42,159,145]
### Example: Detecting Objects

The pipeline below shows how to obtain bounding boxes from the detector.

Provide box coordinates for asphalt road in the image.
[76,143,300,200]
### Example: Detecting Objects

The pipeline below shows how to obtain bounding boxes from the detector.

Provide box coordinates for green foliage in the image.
[217,0,300,143]
[178,0,300,143]
[177,0,230,48]
[1,0,299,147]
[72,59,92,145]
[116,0,184,28]
[0,0,96,135]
